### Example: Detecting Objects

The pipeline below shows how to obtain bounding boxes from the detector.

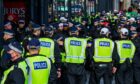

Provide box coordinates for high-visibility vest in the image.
[25,55,51,84]
[39,38,55,63]
[93,38,114,62]
[89,15,94,25]
[75,16,82,23]
[61,52,66,62]
[1,60,29,84]
[64,37,87,64]
[1,49,4,57]
[116,40,136,63]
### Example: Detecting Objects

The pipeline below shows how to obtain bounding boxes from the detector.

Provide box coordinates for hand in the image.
[58,41,63,46]
[57,68,61,78]
[87,43,92,47]
[112,67,117,74]
[57,70,61,78]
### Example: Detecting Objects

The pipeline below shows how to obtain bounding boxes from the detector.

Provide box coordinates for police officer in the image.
[39,26,61,73]
[89,19,101,39]
[53,23,68,84]
[22,24,41,56]
[64,27,88,84]
[16,19,26,42]
[4,22,13,30]
[0,29,16,66]
[25,38,57,84]
[0,42,29,84]
[115,28,136,84]
[131,31,140,84]
[23,24,41,40]
[31,24,41,38]
[2,29,16,46]
[0,29,17,80]
[90,28,118,84]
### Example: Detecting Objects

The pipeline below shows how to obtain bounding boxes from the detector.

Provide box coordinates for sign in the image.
[123,44,131,49]
[40,41,51,48]
[4,1,26,21]
[33,61,47,70]
[70,40,81,46]
[99,41,110,47]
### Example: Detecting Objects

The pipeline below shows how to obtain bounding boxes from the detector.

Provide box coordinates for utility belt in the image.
[64,62,85,66]
[64,62,85,69]
[94,62,112,68]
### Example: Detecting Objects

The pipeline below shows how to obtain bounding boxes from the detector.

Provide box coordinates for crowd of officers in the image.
[0,9,140,84]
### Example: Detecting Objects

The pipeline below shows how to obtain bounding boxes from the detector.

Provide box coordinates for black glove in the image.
[125,58,132,69]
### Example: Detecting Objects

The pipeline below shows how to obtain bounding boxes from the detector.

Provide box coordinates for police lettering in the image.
[33,61,47,70]
[99,41,110,47]
[123,44,131,48]
[40,41,51,47]
[70,40,81,46]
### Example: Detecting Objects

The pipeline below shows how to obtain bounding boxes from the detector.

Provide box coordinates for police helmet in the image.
[100,28,110,35]
[120,28,129,36]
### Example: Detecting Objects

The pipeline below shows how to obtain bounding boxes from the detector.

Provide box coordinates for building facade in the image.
[0,0,134,27]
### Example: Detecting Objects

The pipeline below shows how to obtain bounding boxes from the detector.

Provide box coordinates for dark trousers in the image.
[89,71,96,84]
[92,63,113,84]
[57,64,69,84]
[65,63,86,84]
[67,73,86,84]
[115,64,133,84]
[133,66,140,84]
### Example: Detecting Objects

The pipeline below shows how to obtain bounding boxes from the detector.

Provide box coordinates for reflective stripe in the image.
[1,66,14,84]
[116,41,121,59]
[94,39,98,57]
[66,56,85,59]
[50,40,54,60]
[4,32,14,35]
[9,43,22,53]
[47,59,51,77]
[94,56,112,58]
[94,38,114,60]
[1,49,4,57]
[65,38,69,56]
[25,57,51,84]
[65,38,87,57]
[1,61,28,84]
[25,59,32,84]
[50,56,54,59]
[81,40,87,57]
[39,38,55,62]
[116,40,136,63]
[65,37,87,63]
[131,43,135,59]
[120,58,133,60]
